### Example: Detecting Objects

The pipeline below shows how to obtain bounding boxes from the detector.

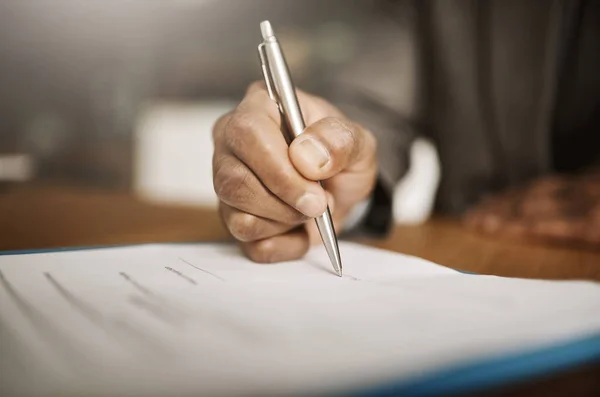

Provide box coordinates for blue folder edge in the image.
[2,243,599,397]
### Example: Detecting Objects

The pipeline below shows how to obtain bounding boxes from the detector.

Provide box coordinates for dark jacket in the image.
[330,0,600,236]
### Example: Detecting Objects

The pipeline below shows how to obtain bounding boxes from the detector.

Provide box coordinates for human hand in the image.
[212,82,377,262]
[464,170,600,247]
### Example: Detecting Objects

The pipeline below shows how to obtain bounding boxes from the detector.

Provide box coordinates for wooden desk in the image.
[370,220,600,282]
[3,186,599,281]
[2,186,599,396]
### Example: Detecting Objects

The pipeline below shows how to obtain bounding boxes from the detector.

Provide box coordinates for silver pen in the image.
[258,20,342,277]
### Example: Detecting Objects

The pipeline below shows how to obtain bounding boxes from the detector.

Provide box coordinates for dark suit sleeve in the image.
[317,2,423,237]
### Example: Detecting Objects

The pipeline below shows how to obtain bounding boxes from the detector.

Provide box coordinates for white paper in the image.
[1,242,599,396]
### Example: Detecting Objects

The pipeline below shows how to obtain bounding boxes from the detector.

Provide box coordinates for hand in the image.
[212,82,377,262]
[463,170,600,247]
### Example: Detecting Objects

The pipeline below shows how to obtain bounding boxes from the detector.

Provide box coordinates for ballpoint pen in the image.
[258,20,343,277]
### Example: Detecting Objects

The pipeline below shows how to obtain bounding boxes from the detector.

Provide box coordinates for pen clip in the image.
[258,43,279,104]
[258,42,295,145]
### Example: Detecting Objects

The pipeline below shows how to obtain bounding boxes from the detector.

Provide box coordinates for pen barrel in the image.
[259,24,343,276]
[261,40,307,141]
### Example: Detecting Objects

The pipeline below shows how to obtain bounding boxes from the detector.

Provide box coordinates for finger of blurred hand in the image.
[289,117,376,182]
[213,154,310,225]
[463,194,517,233]
[584,213,600,244]
[240,228,310,263]
[218,85,328,218]
[529,219,586,241]
[219,203,297,242]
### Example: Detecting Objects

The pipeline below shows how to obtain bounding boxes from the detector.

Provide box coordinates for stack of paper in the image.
[1,242,599,396]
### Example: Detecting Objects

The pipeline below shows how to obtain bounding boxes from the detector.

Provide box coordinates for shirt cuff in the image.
[341,177,394,238]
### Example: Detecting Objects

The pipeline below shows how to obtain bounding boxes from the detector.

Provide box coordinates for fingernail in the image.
[296,193,326,217]
[296,138,329,169]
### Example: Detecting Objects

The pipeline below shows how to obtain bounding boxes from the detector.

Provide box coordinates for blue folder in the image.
[2,244,600,397]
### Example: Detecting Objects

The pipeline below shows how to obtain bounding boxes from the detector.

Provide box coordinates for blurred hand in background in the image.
[464,170,600,247]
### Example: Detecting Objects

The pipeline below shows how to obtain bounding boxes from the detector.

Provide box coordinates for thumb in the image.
[289,117,376,181]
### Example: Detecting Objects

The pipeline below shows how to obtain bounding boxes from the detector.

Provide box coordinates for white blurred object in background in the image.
[134,101,234,207]
[0,154,35,182]
[392,138,440,224]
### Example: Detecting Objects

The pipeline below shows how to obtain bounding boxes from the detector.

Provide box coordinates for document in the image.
[1,242,599,396]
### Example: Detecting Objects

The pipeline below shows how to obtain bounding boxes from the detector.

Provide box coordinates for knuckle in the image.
[212,113,232,142]
[225,112,253,140]
[270,203,308,226]
[362,128,378,162]
[266,165,300,198]
[224,112,262,153]
[248,239,278,263]
[324,118,376,168]
[212,151,224,174]
[282,208,309,225]
[228,213,260,242]
[363,127,377,152]
[314,117,355,162]
[213,159,253,204]
[247,81,265,94]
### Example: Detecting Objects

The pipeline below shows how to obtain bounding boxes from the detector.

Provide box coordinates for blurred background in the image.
[0,0,429,206]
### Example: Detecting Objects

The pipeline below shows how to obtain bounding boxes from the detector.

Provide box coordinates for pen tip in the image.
[334,261,343,277]
[260,20,274,40]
